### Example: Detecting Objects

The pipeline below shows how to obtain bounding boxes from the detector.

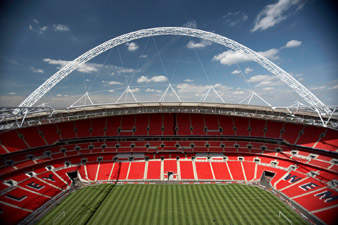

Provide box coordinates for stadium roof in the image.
[1,102,337,131]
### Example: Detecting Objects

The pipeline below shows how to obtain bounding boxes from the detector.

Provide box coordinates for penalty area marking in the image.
[53,210,66,225]
[279,211,292,225]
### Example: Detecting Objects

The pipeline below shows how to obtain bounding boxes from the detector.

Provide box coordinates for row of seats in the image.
[0,166,74,225]
[0,153,336,225]
[1,141,336,179]
[1,114,337,154]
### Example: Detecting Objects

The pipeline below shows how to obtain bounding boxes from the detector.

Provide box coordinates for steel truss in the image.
[18,27,331,115]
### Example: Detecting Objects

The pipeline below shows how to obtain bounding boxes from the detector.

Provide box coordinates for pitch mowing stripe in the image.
[132,184,151,225]
[231,185,274,225]
[231,185,272,225]
[104,185,129,225]
[92,185,122,225]
[89,185,114,225]
[145,185,159,225]
[97,185,128,224]
[218,185,244,224]
[246,186,306,225]
[161,185,167,225]
[244,185,287,225]
[228,186,252,225]
[39,184,107,225]
[78,184,113,225]
[130,185,147,225]
[85,184,116,225]
[42,186,94,223]
[259,188,306,225]
[246,187,287,224]
[116,185,138,224]
[89,185,115,225]
[203,185,226,224]
[153,185,163,225]
[179,185,191,225]
[173,185,180,225]
[198,185,220,223]
[38,184,309,225]
[144,185,157,225]
[184,185,199,224]
[167,185,173,225]
[247,186,294,224]
[189,185,205,224]
[209,184,233,224]
[193,185,212,224]
[66,184,108,224]
[213,185,238,224]
[225,185,253,225]
[123,185,145,225]
[114,185,140,225]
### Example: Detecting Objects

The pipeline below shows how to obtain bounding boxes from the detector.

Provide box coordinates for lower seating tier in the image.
[0,152,337,225]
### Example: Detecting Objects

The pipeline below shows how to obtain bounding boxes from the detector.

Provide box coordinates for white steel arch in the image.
[18,27,331,114]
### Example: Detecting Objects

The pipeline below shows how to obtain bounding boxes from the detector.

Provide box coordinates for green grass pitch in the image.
[37,184,307,225]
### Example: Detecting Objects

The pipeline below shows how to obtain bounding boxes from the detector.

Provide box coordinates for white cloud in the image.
[184,79,194,82]
[290,73,304,81]
[145,88,162,93]
[177,83,232,95]
[102,80,122,85]
[43,58,97,73]
[212,50,250,65]
[284,40,302,48]
[139,55,148,58]
[30,66,44,73]
[117,68,138,73]
[186,39,212,49]
[33,19,39,24]
[39,26,48,33]
[182,20,197,28]
[176,83,209,95]
[131,88,141,93]
[223,11,248,26]
[329,85,338,90]
[175,83,234,101]
[56,94,62,97]
[231,69,241,75]
[107,81,122,85]
[252,0,305,32]
[108,89,115,93]
[8,92,16,95]
[126,42,139,51]
[310,86,326,91]
[245,67,253,74]
[137,75,168,83]
[29,25,33,30]
[233,91,245,95]
[247,75,276,83]
[257,48,279,60]
[263,87,274,91]
[43,58,139,74]
[85,79,90,82]
[256,81,273,87]
[213,48,279,66]
[53,24,70,31]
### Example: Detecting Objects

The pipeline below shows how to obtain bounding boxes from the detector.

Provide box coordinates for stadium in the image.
[0,26,337,225]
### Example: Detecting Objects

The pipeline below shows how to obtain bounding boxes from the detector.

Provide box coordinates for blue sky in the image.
[0,0,337,107]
